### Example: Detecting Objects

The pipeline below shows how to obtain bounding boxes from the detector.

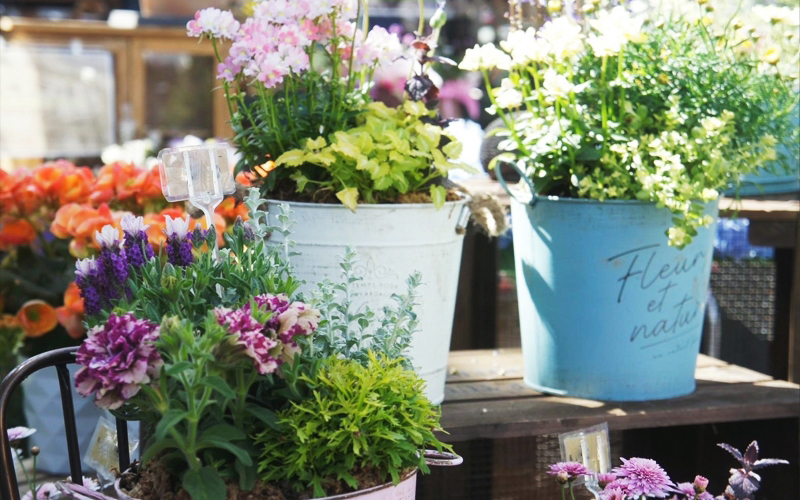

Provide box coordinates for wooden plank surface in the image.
[439,349,800,442]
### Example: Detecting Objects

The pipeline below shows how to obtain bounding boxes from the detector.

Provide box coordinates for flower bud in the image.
[556,471,569,484]
[598,473,616,488]
[548,0,562,13]
[694,475,709,493]
[31,446,40,456]
[429,4,447,30]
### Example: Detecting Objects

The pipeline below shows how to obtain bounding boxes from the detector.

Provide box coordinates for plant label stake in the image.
[158,143,235,258]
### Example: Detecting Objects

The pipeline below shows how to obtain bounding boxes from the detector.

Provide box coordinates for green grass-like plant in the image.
[255,352,450,498]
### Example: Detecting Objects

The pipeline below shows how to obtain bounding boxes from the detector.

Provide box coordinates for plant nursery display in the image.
[462,0,798,400]
[69,187,456,500]
[547,440,788,500]
[188,0,480,404]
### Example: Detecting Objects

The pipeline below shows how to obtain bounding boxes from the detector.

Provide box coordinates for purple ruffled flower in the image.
[253,294,320,354]
[164,215,193,267]
[75,313,162,410]
[612,457,675,498]
[7,427,35,442]
[215,306,279,375]
[547,462,590,482]
[121,215,154,269]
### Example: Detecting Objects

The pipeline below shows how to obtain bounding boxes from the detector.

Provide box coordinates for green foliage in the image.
[310,246,420,367]
[275,101,473,210]
[477,9,797,247]
[255,353,450,498]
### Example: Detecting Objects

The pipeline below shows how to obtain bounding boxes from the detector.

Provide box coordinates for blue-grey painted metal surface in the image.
[510,196,719,401]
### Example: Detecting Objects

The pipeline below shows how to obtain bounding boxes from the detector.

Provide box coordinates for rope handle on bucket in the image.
[423,450,463,467]
[493,157,538,208]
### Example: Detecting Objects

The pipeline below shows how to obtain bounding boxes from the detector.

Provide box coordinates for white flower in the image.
[164,215,191,240]
[459,43,511,71]
[186,8,240,40]
[541,69,589,99]
[7,427,36,442]
[538,17,584,61]
[587,34,625,57]
[120,214,149,235]
[494,78,524,109]
[501,28,550,65]
[701,116,725,133]
[701,188,719,201]
[753,5,800,26]
[590,6,646,43]
[94,225,121,249]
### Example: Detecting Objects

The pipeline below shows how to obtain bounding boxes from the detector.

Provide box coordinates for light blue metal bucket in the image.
[510,195,719,401]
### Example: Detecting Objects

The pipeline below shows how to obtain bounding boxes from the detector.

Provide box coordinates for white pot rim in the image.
[511,192,719,207]
[265,194,471,210]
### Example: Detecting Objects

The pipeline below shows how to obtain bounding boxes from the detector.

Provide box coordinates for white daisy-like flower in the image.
[541,69,590,99]
[459,43,511,72]
[494,78,524,109]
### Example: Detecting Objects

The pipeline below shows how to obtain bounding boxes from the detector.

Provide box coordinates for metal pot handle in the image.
[494,157,537,208]
[423,450,463,467]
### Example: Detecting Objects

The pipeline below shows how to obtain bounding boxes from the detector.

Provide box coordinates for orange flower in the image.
[216,197,250,223]
[51,203,116,257]
[235,171,253,187]
[32,162,66,197]
[56,282,86,339]
[59,167,95,205]
[144,207,186,250]
[0,219,37,249]
[132,168,163,206]
[15,300,58,338]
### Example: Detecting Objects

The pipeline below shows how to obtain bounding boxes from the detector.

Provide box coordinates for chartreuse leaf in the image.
[182,466,226,500]
[305,136,327,149]
[275,150,305,167]
[430,185,447,209]
[336,187,359,211]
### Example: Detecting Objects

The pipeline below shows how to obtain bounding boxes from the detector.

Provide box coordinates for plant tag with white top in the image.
[558,422,611,496]
[83,416,139,486]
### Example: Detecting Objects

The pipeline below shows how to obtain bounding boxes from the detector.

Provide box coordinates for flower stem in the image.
[418,0,425,36]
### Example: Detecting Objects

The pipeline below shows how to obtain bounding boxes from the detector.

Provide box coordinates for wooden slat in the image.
[439,380,800,441]
[440,350,800,441]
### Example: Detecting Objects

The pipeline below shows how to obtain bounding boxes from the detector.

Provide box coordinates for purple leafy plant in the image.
[718,441,789,500]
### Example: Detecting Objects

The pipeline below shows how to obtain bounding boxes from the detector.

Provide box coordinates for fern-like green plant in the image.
[255,352,450,498]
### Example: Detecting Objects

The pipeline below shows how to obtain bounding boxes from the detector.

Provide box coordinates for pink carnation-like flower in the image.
[215,306,279,375]
[612,457,675,498]
[253,294,319,347]
[7,427,35,442]
[599,486,626,500]
[75,313,162,410]
[187,8,240,40]
[21,482,57,500]
[694,475,709,491]
[547,461,590,481]
[697,493,714,500]
[675,482,696,497]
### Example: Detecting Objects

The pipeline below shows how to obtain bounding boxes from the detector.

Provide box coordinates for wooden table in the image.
[458,177,800,383]
[439,349,800,442]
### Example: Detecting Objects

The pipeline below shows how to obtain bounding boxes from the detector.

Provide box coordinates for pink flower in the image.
[612,457,675,498]
[214,307,280,375]
[547,462,590,482]
[280,45,311,74]
[21,482,58,500]
[694,475,709,492]
[256,52,287,88]
[217,58,241,82]
[675,482,696,497]
[187,8,240,40]
[600,487,626,500]
[697,493,714,500]
[75,313,162,410]
[597,473,617,489]
[7,426,35,442]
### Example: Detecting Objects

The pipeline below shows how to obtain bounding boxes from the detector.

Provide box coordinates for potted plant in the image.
[70,188,459,499]
[0,157,250,473]
[187,0,479,404]
[461,2,797,400]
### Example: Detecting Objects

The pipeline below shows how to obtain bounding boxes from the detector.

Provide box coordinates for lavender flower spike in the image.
[164,215,194,267]
[121,214,154,268]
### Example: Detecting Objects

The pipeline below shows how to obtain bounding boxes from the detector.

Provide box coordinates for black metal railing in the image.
[0,348,130,500]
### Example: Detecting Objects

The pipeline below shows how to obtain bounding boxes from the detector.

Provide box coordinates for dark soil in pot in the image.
[119,461,403,500]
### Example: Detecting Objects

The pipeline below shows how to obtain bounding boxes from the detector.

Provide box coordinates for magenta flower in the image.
[75,313,162,410]
[215,307,279,375]
[597,473,617,489]
[612,457,675,498]
[7,427,35,442]
[21,482,57,500]
[547,461,590,482]
[697,493,714,500]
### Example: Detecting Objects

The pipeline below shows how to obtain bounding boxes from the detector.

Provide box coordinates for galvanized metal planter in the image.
[510,195,719,401]
[265,199,470,404]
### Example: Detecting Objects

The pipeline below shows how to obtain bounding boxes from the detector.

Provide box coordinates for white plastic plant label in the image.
[558,422,611,496]
[83,416,139,486]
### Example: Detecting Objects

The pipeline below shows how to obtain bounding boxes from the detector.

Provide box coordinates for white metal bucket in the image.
[266,199,470,404]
